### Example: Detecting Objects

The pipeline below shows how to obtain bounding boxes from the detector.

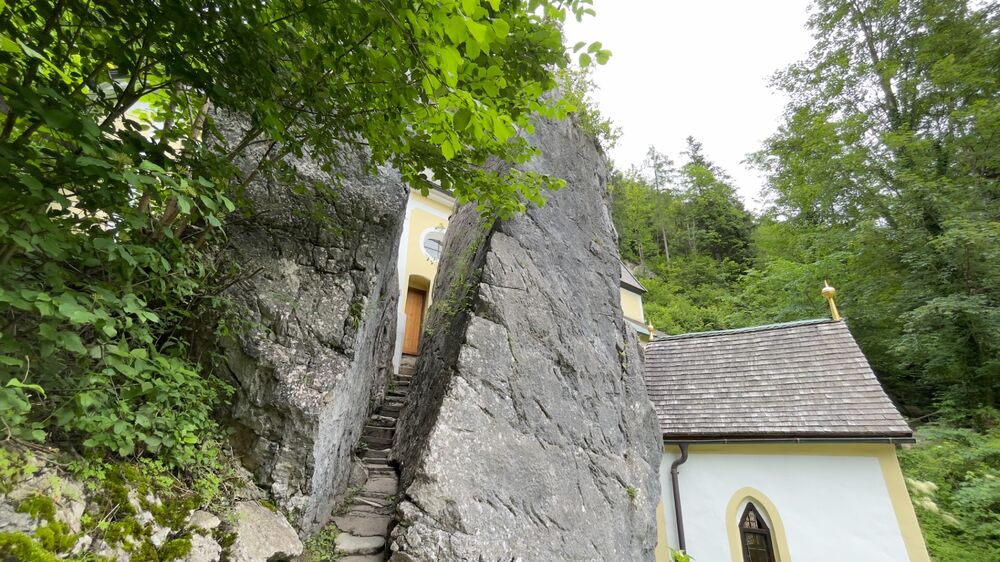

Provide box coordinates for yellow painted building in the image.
[393,188,650,367]
[620,263,650,341]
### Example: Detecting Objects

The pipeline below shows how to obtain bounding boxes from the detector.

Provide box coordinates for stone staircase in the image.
[330,358,414,561]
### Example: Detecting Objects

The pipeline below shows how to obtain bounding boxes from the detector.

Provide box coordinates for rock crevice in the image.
[213,110,407,532]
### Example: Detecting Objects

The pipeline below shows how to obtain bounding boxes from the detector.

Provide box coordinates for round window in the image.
[422,230,445,261]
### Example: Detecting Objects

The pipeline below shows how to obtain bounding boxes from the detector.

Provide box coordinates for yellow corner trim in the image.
[877,448,931,561]
[654,499,671,562]
[725,487,791,562]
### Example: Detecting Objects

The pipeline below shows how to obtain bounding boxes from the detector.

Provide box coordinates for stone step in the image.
[339,555,385,562]
[369,415,397,427]
[364,433,393,444]
[365,471,395,481]
[334,533,385,556]
[365,470,395,481]
[352,494,392,508]
[332,512,393,537]
[371,414,398,426]
[362,466,390,476]
[362,425,395,440]
[362,476,398,495]
[338,502,385,516]
[385,393,408,402]
[364,437,392,451]
[363,449,392,459]
[362,447,390,459]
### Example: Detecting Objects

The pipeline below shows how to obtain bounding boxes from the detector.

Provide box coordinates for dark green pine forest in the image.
[593,1,999,557]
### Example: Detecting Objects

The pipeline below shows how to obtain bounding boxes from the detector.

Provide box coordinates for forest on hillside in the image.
[587,0,999,557]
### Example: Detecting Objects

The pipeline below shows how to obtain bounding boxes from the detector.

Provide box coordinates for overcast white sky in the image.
[564,1,815,210]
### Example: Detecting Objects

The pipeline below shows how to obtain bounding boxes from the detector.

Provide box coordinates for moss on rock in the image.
[0,532,68,562]
[158,536,193,561]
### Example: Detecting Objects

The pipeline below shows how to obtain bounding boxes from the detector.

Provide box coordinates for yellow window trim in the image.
[726,487,791,562]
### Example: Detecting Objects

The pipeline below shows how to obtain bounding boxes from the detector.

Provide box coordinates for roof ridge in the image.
[649,318,837,342]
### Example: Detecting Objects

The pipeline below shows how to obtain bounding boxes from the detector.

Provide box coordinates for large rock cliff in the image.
[213,111,407,532]
[390,116,662,561]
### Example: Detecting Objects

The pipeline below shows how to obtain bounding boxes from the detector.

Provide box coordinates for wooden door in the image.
[402,288,426,355]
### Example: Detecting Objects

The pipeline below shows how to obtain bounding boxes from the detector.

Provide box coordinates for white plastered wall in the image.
[659,446,914,562]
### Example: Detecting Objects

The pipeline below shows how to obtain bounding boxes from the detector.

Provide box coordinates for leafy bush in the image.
[898,413,1000,560]
[0,117,234,469]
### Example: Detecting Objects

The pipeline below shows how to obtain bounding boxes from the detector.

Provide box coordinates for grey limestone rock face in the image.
[390,116,662,561]
[0,502,36,534]
[182,534,222,562]
[213,110,407,531]
[4,469,86,534]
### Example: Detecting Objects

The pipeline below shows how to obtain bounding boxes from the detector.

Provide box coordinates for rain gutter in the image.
[663,436,915,445]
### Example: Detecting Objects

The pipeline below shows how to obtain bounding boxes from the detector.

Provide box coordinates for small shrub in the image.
[898,415,1000,561]
[0,447,39,493]
[671,549,694,562]
[302,523,340,562]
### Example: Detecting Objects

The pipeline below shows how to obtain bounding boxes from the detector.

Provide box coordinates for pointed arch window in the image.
[740,503,776,562]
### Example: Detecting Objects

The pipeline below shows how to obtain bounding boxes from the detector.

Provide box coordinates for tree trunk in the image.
[661,227,670,262]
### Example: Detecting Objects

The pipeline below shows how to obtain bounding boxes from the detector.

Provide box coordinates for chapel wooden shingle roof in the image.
[620,262,646,294]
[644,319,913,441]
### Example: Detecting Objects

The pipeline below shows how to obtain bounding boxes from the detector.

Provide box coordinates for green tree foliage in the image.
[898,411,1000,561]
[556,64,621,151]
[678,138,754,265]
[610,140,752,334]
[750,0,1000,410]
[611,170,660,265]
[0,0,601,471]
